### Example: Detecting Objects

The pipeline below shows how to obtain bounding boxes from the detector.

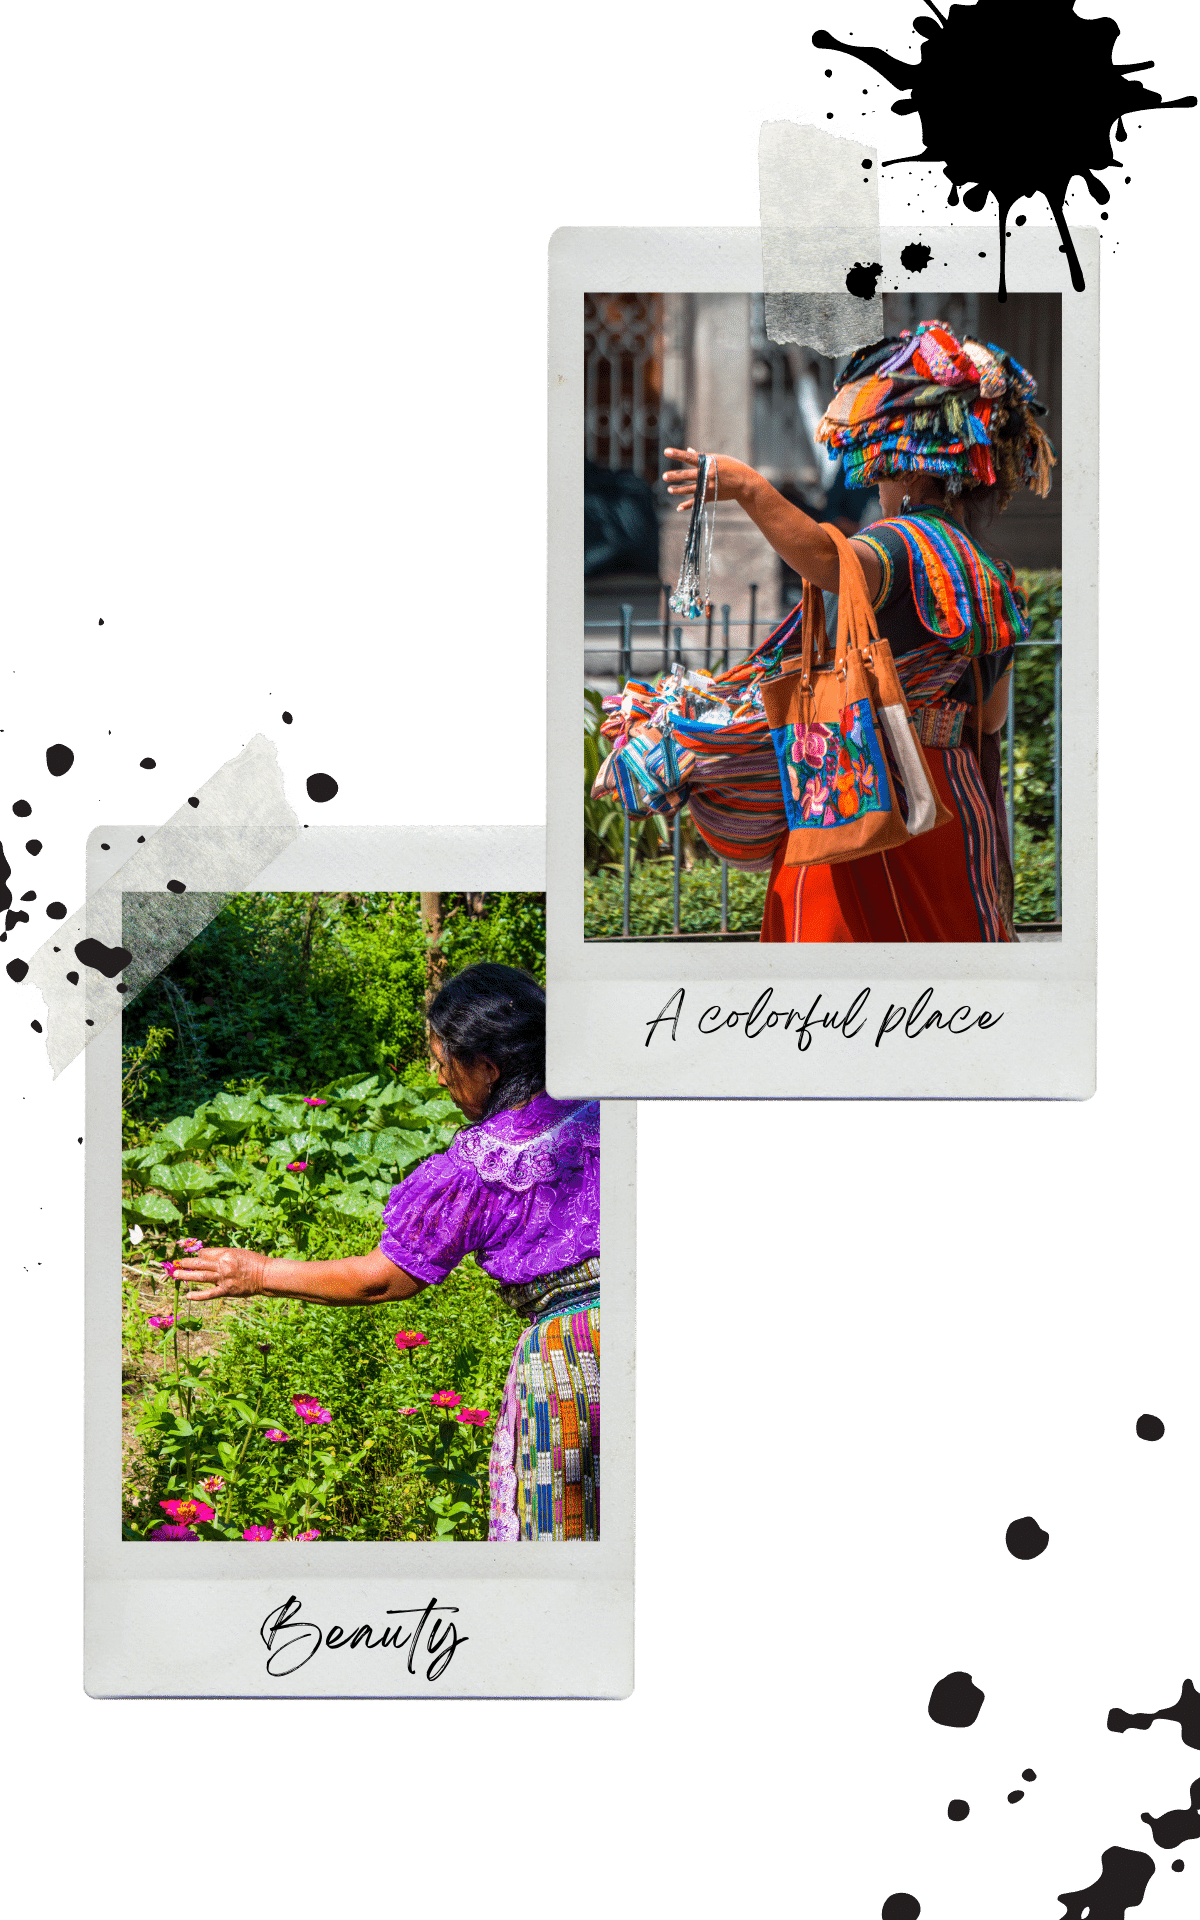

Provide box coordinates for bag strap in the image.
[795,579,828,687]
[972,659,984,758]
[821,523,881,677]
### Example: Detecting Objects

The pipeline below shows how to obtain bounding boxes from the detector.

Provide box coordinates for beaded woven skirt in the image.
[488,1259,600,1541]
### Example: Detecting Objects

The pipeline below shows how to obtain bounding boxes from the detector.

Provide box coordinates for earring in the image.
[901,492,912,512]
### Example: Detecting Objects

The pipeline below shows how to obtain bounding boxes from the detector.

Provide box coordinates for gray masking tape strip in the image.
[759,121,883,353]
[29,732,300,1077]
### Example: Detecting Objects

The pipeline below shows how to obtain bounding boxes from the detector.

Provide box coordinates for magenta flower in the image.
[161,1497,215,1526]
[149,1523,200,1541]
[430,1390,463,1411]
[394,1329,429,1351]
[399,1406,418,1417]
[178,1237,204,1254]
[160,1260,176,1278]
[264,1428,292,1444]
[292,1395,332,1426]
[455,1408,491,1427]
[292,1529,321,1542]
[286,1161,308,1172]
[242,1525,275,1542]
[148,1313,175,1332]
[201,1475,225,1494]
[304,1096,328,1108]
[794,721,833,769]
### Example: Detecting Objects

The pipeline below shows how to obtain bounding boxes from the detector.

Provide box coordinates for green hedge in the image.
[585,863,767,938]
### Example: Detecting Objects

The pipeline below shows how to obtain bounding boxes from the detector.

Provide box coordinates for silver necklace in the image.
[669,454,718,620]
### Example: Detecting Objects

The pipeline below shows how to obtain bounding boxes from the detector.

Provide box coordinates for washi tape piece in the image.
[759,120,883,353]
[28,732,300,1077]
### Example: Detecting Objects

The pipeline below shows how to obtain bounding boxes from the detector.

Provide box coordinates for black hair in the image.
[427,962,546,1118]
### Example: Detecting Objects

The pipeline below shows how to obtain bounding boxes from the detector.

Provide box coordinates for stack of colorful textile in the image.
[816,322,1055,505]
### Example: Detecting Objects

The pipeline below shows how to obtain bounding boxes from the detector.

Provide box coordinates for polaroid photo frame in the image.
[84,824,634,1698]
[547,226,1097,1100]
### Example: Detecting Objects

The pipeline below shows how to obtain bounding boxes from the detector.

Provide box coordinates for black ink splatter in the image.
[45,743,74,776]
[31,1019,42,1033]
[166,879,186,893]
[928,1671,984,1728]
[1023,1769,1037,1781]
[1109,1681,1200,1751]
[1055,1846,1154,1917]
[66,970,78,985]
[1006,1515,1050,1560]
[947,1799,970,1821]
[1136,1413,1165,1441]
[813,2,1196,299]
[187,797,199,808]
[6,910,29,930]
[20,890,34,901]
[1141,1776,1200,1850]
[900,241,932,272]
[99,843,109,851]
[139,757,156,770]
[1008,1790,1025,1803]
[25,840,41,855]
[306,772,339,803]
[1174,1859,1185,1871]
[12,799,31,817]
[846,261,884,298]
[0,842,10,915]
[74,938,131,978]
[282,710,293,724]
[882,1898,920,1920]
[6,958,28,983]
[46,902,67,920]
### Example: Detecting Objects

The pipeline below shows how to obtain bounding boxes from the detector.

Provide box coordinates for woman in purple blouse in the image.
[178,965,600,1542]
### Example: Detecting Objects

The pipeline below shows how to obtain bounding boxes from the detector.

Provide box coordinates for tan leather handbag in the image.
[759,523,951,869]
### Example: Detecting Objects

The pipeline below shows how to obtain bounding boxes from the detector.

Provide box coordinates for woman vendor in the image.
[176,963,601,1542]
[664,320,1055,942]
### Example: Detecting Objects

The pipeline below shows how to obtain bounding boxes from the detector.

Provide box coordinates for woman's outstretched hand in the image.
[662,448,751,510]
[175,1245,269,1301]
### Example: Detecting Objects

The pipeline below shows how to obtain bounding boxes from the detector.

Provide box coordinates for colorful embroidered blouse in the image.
[380,1092,600,1286]
[854,507,1028,705]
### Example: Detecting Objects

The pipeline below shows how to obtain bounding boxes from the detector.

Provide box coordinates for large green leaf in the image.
[328,1075,380,1105]
[192,1192,264,1229]
[124,1190,182,1226]
[146,1160,225,1198]
[153,1114,215,1156]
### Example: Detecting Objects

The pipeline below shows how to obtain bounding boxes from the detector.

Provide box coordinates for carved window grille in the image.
[584,292,663,485]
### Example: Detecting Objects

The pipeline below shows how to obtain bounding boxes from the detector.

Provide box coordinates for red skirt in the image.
[760,743,1010,943]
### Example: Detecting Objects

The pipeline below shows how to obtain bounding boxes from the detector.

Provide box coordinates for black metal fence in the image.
[585,596,1063,938]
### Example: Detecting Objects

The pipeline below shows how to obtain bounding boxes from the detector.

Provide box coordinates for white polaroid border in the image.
[547,227,1097,1099]
[85,824,635,1698]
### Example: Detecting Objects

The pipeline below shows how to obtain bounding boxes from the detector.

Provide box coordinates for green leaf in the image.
[146,1160,224,1199]
[124,1190,183,1226]
[154,1114,215,1156]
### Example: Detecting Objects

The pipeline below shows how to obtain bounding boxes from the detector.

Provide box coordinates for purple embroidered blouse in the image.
[380,1092,599,1287]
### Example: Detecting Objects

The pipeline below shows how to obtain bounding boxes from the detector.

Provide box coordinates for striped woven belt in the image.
[911,700,970,750]
[503,1257,600,1324]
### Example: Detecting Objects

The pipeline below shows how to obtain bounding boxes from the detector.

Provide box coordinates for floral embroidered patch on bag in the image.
[771,699,892,832]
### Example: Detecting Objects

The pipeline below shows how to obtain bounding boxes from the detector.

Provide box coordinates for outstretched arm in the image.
[175,1243,423,1305]
[662,449,883,602]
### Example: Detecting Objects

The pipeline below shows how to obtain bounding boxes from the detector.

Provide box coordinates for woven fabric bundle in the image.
[816,321,1056,506]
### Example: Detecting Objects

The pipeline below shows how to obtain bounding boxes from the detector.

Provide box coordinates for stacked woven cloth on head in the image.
[816,320,1056,505]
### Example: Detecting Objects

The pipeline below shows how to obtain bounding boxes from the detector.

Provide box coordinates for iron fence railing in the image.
[585,597,1063,939]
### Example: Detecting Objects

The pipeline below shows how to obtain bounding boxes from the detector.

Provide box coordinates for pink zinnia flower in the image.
[149,1522,200,1541]
[201,1475,225,1494]
[292,1394,332,1425]
[430,1390,463,1411]
[160,1260,176,1277]
[242,1525,275,1542]
[304,1096,328,1107]
[292,1529,321,1542]
[455,1408,490,1427]
[286,1160,308,1172]
[394,1329,429,1351]
[399,1407,418,1417]
[264,1428,291,1443]
[178,1237,204,1253]
[161,1497,215,1526]
[148,1314,174,1331]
